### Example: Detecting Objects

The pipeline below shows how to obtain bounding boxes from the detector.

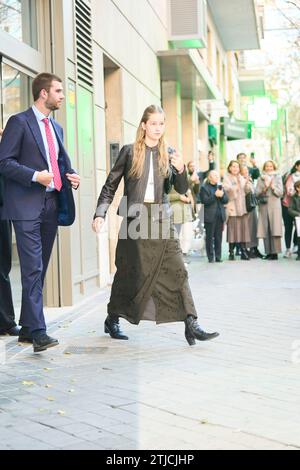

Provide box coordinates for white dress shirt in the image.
[31,105,60,191]
[144,151,155,203]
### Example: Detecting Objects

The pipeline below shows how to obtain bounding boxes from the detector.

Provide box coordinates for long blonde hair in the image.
[129,105,169,179]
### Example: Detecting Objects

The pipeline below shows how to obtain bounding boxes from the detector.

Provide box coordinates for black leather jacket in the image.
[95,144,188,220]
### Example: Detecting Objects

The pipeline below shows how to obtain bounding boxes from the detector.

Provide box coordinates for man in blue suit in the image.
[0,73,80,353]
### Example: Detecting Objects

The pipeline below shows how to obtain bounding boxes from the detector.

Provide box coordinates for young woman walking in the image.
[92,105,219,346]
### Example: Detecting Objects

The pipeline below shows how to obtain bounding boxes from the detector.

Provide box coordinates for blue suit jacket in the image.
[0,108,76,226]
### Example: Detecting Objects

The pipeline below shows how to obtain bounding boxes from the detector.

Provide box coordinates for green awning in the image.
[208,124,218,145]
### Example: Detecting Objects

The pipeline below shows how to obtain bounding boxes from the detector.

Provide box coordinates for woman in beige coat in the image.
[223,160,251,260]
[256,160,283,260]
[168,188,194,257]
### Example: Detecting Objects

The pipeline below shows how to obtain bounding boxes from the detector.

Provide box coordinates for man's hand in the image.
[37,170,54,187]
[215,189,224,198]
[191,171,200,184]
[92,217,105,234]
[170,152,185,173]
[66,173,80,189]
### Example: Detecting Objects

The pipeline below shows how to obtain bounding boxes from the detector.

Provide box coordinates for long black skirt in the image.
[107,206,197,325]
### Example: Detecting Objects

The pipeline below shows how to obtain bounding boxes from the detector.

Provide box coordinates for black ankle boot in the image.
[240,248,250,260]
[184,316,219,342]
[235,243,241,256]
[229,243,235,261]
[254,247,264,259]
[184,323,196,346]
[104,315,129,340]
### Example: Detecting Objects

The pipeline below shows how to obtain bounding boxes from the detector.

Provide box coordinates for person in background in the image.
[0,127,19,337]
[192,151,216,233]
[235,152,260,257]
[240,165,263,259]
[256,160,283,260]
[237,152,260,181]
[223,160,252,261]
[168,186,194,263]
[288,180,300,261]
[282,160,300,258]
[200,170,228,263]
[187,161,200,216]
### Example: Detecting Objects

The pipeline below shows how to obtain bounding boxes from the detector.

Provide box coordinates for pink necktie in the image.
[42,118,62,192]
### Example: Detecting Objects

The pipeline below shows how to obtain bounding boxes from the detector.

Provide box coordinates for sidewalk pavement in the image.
[1,255,300,450]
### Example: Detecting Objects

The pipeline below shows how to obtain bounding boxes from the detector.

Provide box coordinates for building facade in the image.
[0,0,261,308]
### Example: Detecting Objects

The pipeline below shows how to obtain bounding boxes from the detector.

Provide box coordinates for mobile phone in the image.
[168,146,176,156]
[218,184,223,190]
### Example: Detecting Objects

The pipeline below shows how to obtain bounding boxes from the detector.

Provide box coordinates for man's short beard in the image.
[45,100,59,112]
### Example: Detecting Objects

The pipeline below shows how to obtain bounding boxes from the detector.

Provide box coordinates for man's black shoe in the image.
[0,326,20,336]
[216,259,223,263]
[18,328,33,344]
[19,335,33,344]
[104,316,129,340]
[33,335,59,353]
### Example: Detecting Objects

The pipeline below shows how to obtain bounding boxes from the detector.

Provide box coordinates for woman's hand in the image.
[264,175,272,188]
[92,217,105,234]
[170,152,185,174]
[180,195,190,204]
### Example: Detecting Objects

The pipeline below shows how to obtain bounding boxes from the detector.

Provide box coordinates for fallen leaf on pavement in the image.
[22,381,35,386]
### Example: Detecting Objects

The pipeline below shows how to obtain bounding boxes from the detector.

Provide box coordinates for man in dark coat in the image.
[200,170,229,263]
[0,127,19,336]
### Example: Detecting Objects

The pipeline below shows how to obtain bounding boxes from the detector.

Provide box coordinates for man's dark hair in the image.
[236,153,247,160]
[32,73,62,101]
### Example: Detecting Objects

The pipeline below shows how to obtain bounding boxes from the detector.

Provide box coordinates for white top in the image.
[32,105,59,191]
[144,151,155,203]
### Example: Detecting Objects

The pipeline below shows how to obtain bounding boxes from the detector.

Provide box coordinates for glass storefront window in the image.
[1,62,32,126]
[0,0,38,49]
